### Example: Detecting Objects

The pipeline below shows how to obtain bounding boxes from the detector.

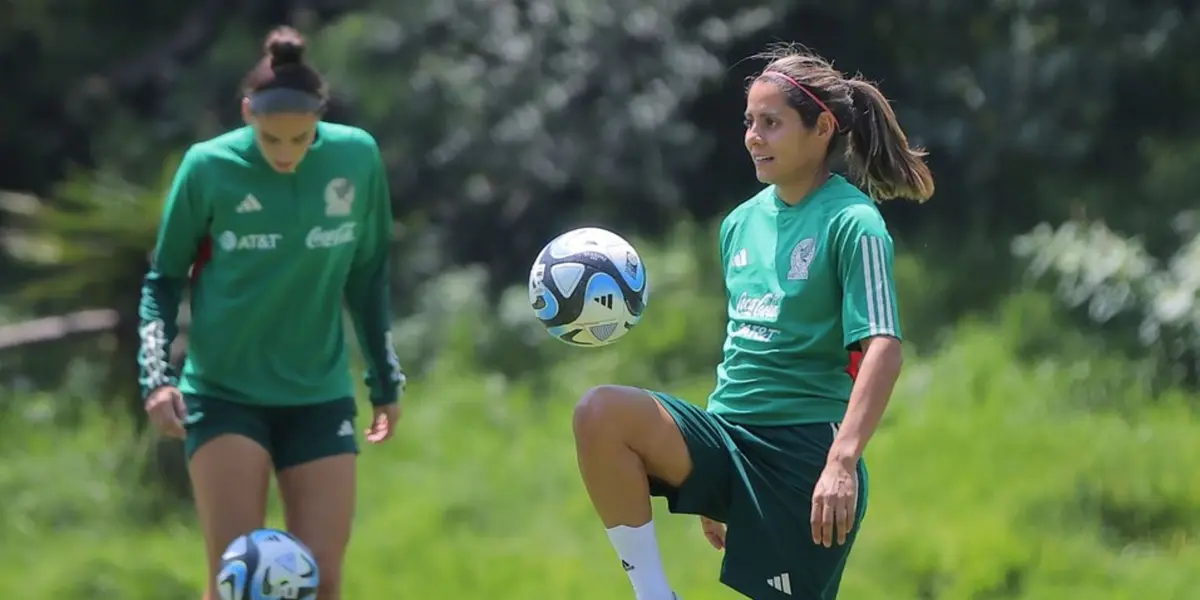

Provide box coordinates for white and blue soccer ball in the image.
[529,226,649,347]
[216,528,319,600]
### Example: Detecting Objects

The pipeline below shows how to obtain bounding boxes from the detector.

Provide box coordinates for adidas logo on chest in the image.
[235,194,262,213]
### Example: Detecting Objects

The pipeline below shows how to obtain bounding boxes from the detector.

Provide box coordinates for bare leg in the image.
[573,385,693,600]
[189,436,272,600]
[277,454,356,600]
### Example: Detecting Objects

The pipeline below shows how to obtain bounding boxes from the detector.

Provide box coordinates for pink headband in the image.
[763,71,840,130]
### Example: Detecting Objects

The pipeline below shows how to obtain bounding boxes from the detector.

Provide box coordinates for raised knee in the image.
[573,385,629,438]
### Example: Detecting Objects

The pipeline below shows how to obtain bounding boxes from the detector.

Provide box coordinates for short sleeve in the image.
[718,213,735,274]
[834,204,902,347]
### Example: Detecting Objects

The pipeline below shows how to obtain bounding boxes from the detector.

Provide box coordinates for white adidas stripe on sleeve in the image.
[858,235,897,338]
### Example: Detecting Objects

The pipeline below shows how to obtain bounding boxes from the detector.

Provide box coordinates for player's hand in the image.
[144,386,186,439]
[365,402,400,444]
[699,516,726,550]
[811,458,858,547]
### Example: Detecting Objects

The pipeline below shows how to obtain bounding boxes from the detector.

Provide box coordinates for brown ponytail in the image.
[844,79,935,202]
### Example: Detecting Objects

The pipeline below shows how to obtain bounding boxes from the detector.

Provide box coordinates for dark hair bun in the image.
[264,26,306,67]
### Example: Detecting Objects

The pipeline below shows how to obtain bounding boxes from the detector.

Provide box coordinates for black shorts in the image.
[182,395,359,471]
[647,391,869,599]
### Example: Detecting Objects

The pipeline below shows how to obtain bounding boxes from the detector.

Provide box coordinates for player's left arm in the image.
[829,203,904,466]
[344,138,406,408]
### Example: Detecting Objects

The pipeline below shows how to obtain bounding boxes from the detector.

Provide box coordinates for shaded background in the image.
[1,1,1198,598]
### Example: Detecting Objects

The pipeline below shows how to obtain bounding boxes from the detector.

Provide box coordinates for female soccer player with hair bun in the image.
[138,26,405,600]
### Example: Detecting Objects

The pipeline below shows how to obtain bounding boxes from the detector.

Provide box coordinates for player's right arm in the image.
[700,210,741,541]
[138,148,210,406]
[717,209,742,295]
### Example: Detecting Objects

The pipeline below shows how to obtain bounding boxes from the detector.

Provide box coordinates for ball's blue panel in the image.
[216,560,249,600]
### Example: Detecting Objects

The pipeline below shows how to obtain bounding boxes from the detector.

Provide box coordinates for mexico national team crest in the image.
[787,238,816,280]
[324,178,354,217]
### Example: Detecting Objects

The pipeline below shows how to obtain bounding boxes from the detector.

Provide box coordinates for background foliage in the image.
[1,0,1198,597]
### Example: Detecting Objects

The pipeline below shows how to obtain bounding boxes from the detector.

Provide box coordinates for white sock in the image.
[606,521,674,600]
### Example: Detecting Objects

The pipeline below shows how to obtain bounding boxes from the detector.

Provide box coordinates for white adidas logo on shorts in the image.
[767,572,792,595]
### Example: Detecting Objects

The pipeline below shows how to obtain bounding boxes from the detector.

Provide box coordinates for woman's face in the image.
[242,100,319,173]
[743,79,830,186]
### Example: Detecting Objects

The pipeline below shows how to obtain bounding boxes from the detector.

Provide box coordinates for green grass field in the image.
[2,318,1198,599]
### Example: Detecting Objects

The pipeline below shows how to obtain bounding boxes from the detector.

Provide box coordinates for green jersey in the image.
[707,175,902,426]
[137,122,404,407]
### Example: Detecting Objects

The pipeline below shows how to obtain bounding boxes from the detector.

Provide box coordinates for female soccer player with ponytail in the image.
[572,44,934,600]
[138,26,405,600]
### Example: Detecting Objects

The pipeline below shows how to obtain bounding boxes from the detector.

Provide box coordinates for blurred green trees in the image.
[1,1,1199,596]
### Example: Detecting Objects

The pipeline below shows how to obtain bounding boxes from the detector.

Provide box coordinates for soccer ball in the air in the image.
[216,528,319,600]
[529,226,649,347]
